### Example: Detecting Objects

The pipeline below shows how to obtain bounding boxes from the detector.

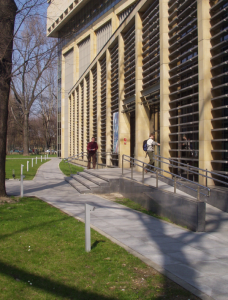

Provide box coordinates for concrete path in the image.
[5,158,228,300]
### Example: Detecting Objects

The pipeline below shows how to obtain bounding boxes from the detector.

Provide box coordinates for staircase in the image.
[65,170,110,194]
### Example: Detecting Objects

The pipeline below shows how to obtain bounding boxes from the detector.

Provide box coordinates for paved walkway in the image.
[5,158,228,300]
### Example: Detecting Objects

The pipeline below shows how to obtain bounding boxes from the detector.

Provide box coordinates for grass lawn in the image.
[59,159,84,176]
[6,154,57,159]
[0,197,199,300]
[5,159,50,180]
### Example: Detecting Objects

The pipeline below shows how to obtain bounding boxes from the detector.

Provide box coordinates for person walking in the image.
[146,133,160,172]
[87,137,98,169]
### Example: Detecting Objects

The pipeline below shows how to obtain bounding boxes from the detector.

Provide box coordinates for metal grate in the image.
[123,24,135,100]
[92,67,97,140]
[100,56,107,164]
[86,75,90,145]
[210,0,228,174]
[168,0,199,170]
[142,0,160,91]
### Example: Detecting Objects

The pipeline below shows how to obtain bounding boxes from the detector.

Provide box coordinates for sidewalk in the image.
[6,158,228,300]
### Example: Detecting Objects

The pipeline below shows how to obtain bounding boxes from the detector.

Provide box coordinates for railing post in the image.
[206,169,208,187]
[131,160,133,179]
[197,186,200,201]
[20,164,24,197]
[85,204,96,252]
[187,163,189,180]
[122,155,124,176]
[156,170,158,188]
[174,176,176,193]
[97,152,98,169]
[142,163,144,184]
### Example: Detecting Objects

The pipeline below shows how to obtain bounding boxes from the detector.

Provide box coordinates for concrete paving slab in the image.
[5,158,228,300]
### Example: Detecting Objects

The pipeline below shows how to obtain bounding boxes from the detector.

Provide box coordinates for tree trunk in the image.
[23,112,29,156]
[0,0,17,197]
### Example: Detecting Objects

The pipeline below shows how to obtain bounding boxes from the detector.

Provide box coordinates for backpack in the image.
[143,140,148,152]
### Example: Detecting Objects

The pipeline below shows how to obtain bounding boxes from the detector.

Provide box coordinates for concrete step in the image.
[84,169,110,182]
[78,172,109,187]
[71,174,99,190]
[65,176,91,194]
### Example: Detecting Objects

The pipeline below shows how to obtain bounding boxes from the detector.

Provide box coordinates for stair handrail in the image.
[122,154,210,201]
[153,154,228,187]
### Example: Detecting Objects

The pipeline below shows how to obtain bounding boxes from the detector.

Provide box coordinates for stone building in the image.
[47,0,228,182]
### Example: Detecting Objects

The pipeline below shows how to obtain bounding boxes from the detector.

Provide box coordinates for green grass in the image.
[0,197,199,300]
[6,154,57,158]
[59,159,84,176]
[5,159,50,180]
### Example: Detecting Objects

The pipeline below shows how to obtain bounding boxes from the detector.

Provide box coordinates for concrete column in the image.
[106,49,112,166]
[159,0,170,175]
[135,12,150,170]
[97,60,102,166]
[119,33,131,168]
[89,70,93,141]
[111,11,119,33]
[198,0,213,185]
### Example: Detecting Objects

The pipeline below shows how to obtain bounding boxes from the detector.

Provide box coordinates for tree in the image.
[37,66,57,150]
[11,16,57,156]
[0,0,17,197]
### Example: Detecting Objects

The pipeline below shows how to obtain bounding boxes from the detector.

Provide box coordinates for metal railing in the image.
[63,151,119,171]
[153,154,228,188]
[122,154,210,201]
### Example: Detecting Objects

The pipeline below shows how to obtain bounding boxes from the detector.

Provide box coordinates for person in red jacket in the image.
[87,137,98,169]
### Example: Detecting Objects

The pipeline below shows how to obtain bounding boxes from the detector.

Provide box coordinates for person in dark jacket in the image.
[87,137,98,169]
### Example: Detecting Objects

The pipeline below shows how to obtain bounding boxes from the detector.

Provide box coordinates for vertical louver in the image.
[72,92,75,155]
[142,0,160,90]
[123,24,135,100]
[76,87,79,154]
[210,0,228,174]
[86,75,90,144]
[69,96,72,156]
[92,67,97,140]
[100,56,107,164]
[80,81,84,153]
[110,43,119,159]
[168,0,199,169]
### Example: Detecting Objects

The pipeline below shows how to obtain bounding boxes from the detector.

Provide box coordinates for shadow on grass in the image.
[0,260,117,300]
[91,240,105,250]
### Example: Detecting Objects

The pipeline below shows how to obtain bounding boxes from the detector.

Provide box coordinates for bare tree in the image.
[11,16,57,155]
[38,92,57,150]
[0,0,17,197]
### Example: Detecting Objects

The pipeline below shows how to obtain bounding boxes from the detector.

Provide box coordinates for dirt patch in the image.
[96,193,124,202]
[0,196,19,204]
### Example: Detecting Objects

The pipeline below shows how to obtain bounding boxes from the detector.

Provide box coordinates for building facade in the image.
[47,0,228,183]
